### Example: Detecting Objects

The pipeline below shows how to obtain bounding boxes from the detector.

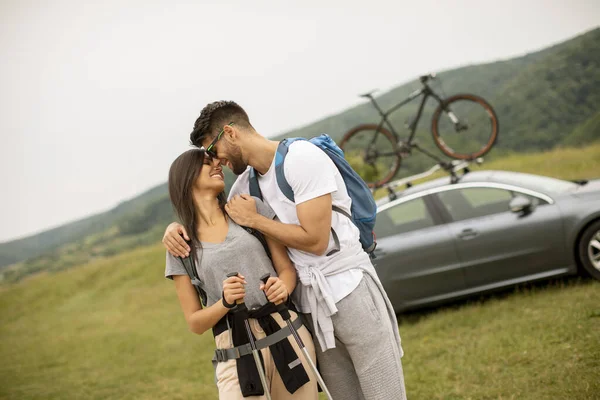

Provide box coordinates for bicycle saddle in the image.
[419,73,436,82]
[359,89,378,98]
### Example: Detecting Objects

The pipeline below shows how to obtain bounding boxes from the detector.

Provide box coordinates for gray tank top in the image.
[165,201,277,310]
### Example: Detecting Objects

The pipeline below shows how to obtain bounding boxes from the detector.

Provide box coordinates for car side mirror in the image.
[510,195,533,215]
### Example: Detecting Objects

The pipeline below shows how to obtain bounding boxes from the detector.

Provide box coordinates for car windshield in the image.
[492,172,578,194]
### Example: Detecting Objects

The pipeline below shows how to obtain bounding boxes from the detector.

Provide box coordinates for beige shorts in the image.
[214,310,318,400]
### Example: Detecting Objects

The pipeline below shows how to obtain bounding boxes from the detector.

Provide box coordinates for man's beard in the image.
[228,145,247,175]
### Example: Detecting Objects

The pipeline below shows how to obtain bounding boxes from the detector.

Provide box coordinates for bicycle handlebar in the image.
[359,73,436,98]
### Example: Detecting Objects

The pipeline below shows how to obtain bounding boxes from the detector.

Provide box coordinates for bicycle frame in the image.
[348,75,497,188]
[369,82,444,145]
[365,81,448,162]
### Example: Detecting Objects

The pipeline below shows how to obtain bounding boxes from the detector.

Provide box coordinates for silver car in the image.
[373,170,600,313]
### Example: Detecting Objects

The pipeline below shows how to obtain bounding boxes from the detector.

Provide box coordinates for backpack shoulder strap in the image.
[248,167,262,200]
[275,138,307,203]
[248,138,307,203]
[332,205,351,220]
[277,137,348,255]
[179,254,208,306]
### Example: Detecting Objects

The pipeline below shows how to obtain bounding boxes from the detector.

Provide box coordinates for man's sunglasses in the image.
[205,122,234,158]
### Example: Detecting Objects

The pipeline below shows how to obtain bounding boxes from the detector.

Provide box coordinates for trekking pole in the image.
[226,272,271,400]
[260,274,334,400]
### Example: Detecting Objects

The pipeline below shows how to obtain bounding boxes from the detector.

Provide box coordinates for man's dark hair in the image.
[190,101,252,147]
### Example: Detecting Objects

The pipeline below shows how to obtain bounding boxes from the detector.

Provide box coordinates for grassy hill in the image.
[1,27,599,273]
[3,141,599,285]
[370,141,600,201]
[563,110,600,147]
[1,229,598,399]
[1,144,600,398]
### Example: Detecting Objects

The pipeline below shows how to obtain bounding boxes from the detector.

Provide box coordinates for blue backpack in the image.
[248,134,377,257]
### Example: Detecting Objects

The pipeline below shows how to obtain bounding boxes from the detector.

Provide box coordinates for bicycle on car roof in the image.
[340,73,499,188]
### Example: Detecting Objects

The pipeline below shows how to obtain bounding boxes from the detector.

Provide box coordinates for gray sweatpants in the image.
[301,274,407,400]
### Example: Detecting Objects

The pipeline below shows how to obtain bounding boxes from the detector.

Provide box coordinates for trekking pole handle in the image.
[259,273,271,285]
[260,275,305,354]
[260,273,291,320]
[226,272,245,305]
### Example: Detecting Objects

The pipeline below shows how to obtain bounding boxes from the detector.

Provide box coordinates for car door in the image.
[373,194,465,311]
[433,184,568,289]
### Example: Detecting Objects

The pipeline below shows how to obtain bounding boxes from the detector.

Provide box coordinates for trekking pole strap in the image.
[213,317,303,362]
[275,302,291,321]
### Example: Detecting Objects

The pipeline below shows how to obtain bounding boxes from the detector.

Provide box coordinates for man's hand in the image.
[225,194,260,228]
[162,222,191,258]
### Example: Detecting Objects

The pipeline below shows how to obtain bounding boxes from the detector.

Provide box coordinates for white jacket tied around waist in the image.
[293,250,403,360]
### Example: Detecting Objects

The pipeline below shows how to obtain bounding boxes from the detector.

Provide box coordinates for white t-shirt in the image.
[229,140,367,310]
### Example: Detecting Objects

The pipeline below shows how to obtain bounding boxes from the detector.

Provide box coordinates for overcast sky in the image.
[1,0,598,243]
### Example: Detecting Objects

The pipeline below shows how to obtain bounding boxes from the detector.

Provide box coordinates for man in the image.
[163,101,406,399]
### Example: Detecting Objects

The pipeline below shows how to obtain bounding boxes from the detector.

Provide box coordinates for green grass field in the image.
[1,143,600,400]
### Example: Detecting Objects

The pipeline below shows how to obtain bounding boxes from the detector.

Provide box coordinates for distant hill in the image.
[1,27,599,274]
[273,27,600,154]
[562,110,600,147]
[0,183,168,269]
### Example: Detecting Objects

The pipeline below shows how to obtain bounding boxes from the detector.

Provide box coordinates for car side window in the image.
[375,198,435,239]
[438,188,513,221]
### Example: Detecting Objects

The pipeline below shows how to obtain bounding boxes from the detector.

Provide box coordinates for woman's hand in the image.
[162,222,191,258]
[260,276,289,305]
[222,274,247,306]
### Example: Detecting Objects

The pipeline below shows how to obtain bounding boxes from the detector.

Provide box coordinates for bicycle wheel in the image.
[431,94,499,159]
[339,124,400,188]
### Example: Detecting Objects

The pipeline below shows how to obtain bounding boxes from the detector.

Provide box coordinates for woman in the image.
[164,148,317,399]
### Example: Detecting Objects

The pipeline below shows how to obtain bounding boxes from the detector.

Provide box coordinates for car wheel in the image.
[578,220,600,280]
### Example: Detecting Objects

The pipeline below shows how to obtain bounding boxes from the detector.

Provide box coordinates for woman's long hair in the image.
[168,149,227,260]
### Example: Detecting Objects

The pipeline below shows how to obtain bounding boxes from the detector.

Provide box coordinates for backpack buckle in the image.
[214,349,227,362]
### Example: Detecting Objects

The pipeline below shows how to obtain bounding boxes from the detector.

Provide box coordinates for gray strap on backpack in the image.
[213,317,304,362]
[180,253,226,385]
[179,254,208,306]
[249,146,353,257]
[332,205,351,220]
[326,205,352,256]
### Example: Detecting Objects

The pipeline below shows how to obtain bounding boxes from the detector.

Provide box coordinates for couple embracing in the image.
[164,101,406,400]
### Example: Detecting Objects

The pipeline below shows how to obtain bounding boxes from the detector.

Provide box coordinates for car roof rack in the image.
[375,158,484,201]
